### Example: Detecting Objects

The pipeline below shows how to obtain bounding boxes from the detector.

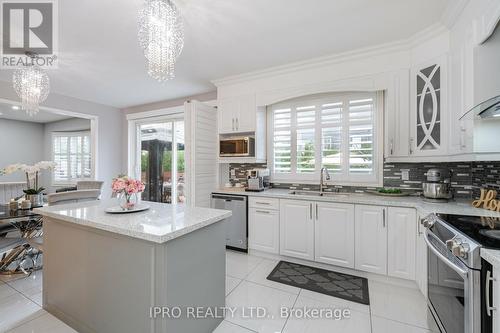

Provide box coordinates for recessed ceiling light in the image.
[12,105,20,110]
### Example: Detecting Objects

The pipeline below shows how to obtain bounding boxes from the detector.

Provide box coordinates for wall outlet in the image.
[401,169,410,181]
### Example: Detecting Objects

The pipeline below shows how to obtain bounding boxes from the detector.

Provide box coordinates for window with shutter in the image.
[53,131,92,184]
[269,92,382,185]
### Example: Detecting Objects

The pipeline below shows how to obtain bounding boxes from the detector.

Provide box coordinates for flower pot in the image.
[26,194,44,208]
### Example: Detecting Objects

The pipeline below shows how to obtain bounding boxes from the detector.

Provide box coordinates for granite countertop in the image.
[34,200,231,244]
[213,188,500,218]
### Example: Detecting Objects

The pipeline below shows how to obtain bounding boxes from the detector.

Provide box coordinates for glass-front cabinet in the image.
[410,57,448,156]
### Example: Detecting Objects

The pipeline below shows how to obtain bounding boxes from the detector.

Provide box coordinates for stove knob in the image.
[423,218,435,228]
[452,243,470,259]
[446,239,458,251]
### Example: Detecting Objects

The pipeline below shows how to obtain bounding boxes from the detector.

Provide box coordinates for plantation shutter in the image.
[270,92,379,184]
[272,108,292,173]
[295,105,316,173]
[348,97,375,175]
[53,132,92,183]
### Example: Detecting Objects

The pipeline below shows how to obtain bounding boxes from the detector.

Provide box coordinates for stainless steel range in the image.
[422,213,497,333]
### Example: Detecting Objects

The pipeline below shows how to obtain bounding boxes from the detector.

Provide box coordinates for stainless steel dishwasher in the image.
[211,193,248,252]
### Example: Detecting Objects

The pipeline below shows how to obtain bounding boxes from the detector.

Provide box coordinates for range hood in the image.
[460,95,500,120]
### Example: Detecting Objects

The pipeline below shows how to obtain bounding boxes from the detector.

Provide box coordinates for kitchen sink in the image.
[288,190,348,197]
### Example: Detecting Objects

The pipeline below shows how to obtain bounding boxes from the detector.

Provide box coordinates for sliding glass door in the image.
[133,117,185,203]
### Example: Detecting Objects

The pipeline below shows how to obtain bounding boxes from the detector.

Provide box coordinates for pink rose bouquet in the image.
[112,175,145,210]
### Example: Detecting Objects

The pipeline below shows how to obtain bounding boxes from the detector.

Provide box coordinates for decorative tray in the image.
[105,204,150,214]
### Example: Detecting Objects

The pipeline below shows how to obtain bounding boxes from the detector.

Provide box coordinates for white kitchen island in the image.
[34,200,231,333]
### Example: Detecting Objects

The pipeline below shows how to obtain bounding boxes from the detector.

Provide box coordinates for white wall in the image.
[0,119,44,182]
[0,80,124,198]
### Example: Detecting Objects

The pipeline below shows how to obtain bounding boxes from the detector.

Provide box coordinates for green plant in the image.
[23,188,45,195]
[377,188,402,194]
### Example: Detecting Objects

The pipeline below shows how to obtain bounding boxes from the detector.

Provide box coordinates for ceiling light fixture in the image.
[138,0,184,82]
[11,105,20,110]
[12,53,50,116]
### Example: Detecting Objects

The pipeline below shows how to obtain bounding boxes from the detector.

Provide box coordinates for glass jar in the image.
[119,192,138,210]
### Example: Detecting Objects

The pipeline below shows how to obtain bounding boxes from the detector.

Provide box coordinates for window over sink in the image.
[268,92,383,185]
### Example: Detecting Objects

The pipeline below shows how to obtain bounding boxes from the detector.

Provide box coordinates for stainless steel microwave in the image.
[219,137,255,157]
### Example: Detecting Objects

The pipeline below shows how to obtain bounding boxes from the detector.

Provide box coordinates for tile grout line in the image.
[370,314,432,331]
[1,291,45,332]
[279,288,301,333]
[225,276,244,298]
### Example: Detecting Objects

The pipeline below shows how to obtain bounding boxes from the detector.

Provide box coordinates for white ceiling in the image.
[0,102,72,123]
[0,0,451,109]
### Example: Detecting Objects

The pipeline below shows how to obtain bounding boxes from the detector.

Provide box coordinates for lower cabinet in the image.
[355,205,387,275]
[387,207,416,280]
[248,207,279,254]
[415,214,428,298]
[354,205,417,280]
[314,202,355,268]
[279,199,314,260]
[248,196,417,282]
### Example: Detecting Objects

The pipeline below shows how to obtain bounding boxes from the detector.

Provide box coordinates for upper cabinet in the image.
[218,94,258,134]
[217,93,267,163]
[409,57,448,157]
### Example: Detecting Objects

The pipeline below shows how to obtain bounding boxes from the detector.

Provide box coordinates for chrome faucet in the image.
[320,167,331,193]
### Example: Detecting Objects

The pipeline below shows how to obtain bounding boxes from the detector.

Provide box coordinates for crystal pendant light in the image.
[138,0,184,82]
[12,64,50,116]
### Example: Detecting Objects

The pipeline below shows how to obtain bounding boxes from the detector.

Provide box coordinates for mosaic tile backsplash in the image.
[228,161,500,199]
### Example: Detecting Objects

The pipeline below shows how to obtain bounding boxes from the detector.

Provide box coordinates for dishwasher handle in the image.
[211,194,247,201]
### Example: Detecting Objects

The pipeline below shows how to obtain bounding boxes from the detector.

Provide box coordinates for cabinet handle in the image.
[486,270,496,316]
[383,209,386,228]
[409,138,414,155]
[256,210,270,214]
[232,118,235,131]
[390,139,394,156]
[236,118,239,130]
[310,203,313,220]
[255,202,270,205]
[315,204,318,221]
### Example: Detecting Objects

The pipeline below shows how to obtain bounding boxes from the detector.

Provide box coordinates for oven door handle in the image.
[424,229,468,279]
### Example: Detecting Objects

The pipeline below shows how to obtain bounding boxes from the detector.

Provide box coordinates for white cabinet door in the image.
[409,56,448,157]
[415,215,428,298]
[355,205,387,275]
[385,70,411,158]
[218,98,238,134]
[249,208,279,254]
[234,94,256,133]
[217,94,256,134]
[279,199,314,260]
[314,202,355,268]
[387,207,416,280]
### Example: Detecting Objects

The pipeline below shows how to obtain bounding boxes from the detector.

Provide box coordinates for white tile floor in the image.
[0,250,440,333]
